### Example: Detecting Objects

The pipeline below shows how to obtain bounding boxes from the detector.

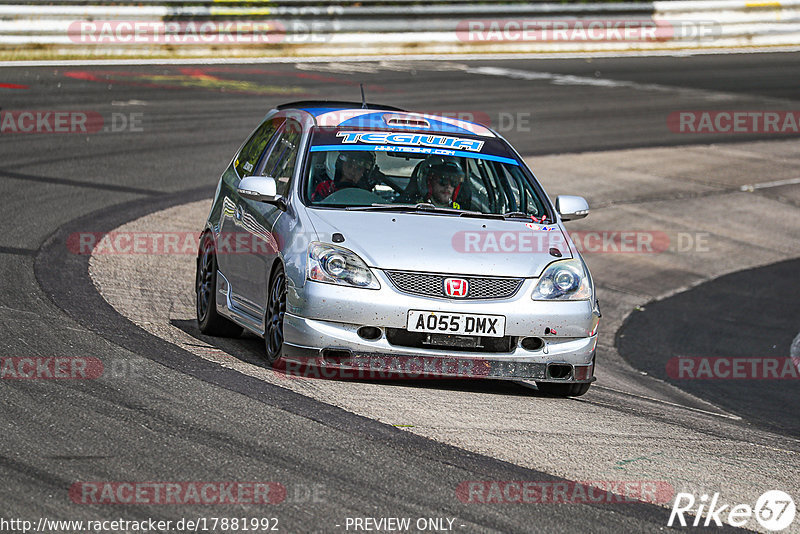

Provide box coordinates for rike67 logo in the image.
[669,490,795,531]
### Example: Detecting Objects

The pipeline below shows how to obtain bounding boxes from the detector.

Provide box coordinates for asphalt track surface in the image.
[618,258,800,437]
[1,52,799,532]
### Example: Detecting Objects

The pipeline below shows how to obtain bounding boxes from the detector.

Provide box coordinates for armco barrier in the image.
[0,0,798,57]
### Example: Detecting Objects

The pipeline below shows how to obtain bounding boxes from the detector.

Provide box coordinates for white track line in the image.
[592,384,743,420]
[462,64,699,92]
[514,379,741,420]
[740,177,800,191]
[3,46,800,68]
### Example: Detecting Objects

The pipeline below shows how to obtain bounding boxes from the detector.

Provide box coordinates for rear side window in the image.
[260,120,302,197]
[234,118,284,177]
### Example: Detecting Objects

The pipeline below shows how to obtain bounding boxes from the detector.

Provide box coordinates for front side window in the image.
[302,128,548,219]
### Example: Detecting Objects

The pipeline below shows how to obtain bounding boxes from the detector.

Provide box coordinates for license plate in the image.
[407,311,505,338]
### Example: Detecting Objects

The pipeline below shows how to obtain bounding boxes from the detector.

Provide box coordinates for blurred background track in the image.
[1,0,800,59]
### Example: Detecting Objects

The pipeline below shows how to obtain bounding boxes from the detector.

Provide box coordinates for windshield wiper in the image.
[345,205,543,221]
[345,203,461,214]
[502,211,531,219]
[459,211,504,220]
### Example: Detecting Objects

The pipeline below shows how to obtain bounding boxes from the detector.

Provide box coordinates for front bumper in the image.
[283,273,598,382]
[290,273,596,338]
[283,320,596,382]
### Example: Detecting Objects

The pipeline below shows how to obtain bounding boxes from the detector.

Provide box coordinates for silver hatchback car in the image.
[196,101,600,396]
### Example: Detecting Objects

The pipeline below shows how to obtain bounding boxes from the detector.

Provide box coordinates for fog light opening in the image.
[321,349,352,364]
[547,363,572,380]
[521,337,545,351]
[357,326,382,341]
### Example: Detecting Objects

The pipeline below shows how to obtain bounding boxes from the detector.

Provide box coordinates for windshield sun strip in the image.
[308,144,519,166]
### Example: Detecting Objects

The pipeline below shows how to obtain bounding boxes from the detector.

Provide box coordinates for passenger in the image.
[312,151,376,201]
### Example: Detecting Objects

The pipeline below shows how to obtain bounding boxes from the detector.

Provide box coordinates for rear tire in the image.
[535,382,591,397]
[196,233,243,337]
[264,264,287,367]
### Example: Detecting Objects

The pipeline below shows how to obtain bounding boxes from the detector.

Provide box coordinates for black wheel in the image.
[264,264,287,366]
[196,233,243,337]
[535,382,591,397]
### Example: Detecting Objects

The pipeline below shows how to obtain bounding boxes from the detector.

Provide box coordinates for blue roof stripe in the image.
[300,108,488,134]
[300,107,342,117]
[334,112,481,135]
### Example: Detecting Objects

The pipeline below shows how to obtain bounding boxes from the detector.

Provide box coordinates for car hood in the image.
[305,209,572,278]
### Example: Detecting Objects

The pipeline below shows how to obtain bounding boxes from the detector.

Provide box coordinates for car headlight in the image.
[531,259,591,300]
[307,242,380,289]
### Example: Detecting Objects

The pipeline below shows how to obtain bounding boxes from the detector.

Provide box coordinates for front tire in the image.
[196,233,243,337]
[535,382,591,397]
[264,264,287,367]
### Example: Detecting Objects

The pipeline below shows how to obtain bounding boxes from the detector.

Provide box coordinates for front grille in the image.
[386,329,516,353]
[385,270,523,300]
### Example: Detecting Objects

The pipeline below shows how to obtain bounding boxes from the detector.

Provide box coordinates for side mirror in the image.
[238,176,286,210]
[555,195,589,221]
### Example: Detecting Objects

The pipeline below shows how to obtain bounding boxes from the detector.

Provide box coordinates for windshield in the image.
[303,128,548,219]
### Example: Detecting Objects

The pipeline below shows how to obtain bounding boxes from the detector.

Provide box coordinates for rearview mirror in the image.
[555,195,589,221]
[238,176,285,209]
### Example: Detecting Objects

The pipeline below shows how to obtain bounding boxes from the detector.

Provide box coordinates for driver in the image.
[312,151,377,201]
[419,157,465,209]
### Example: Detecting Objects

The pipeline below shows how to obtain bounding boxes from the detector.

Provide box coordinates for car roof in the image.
[277,100,407,113]
[277,100,495,137]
